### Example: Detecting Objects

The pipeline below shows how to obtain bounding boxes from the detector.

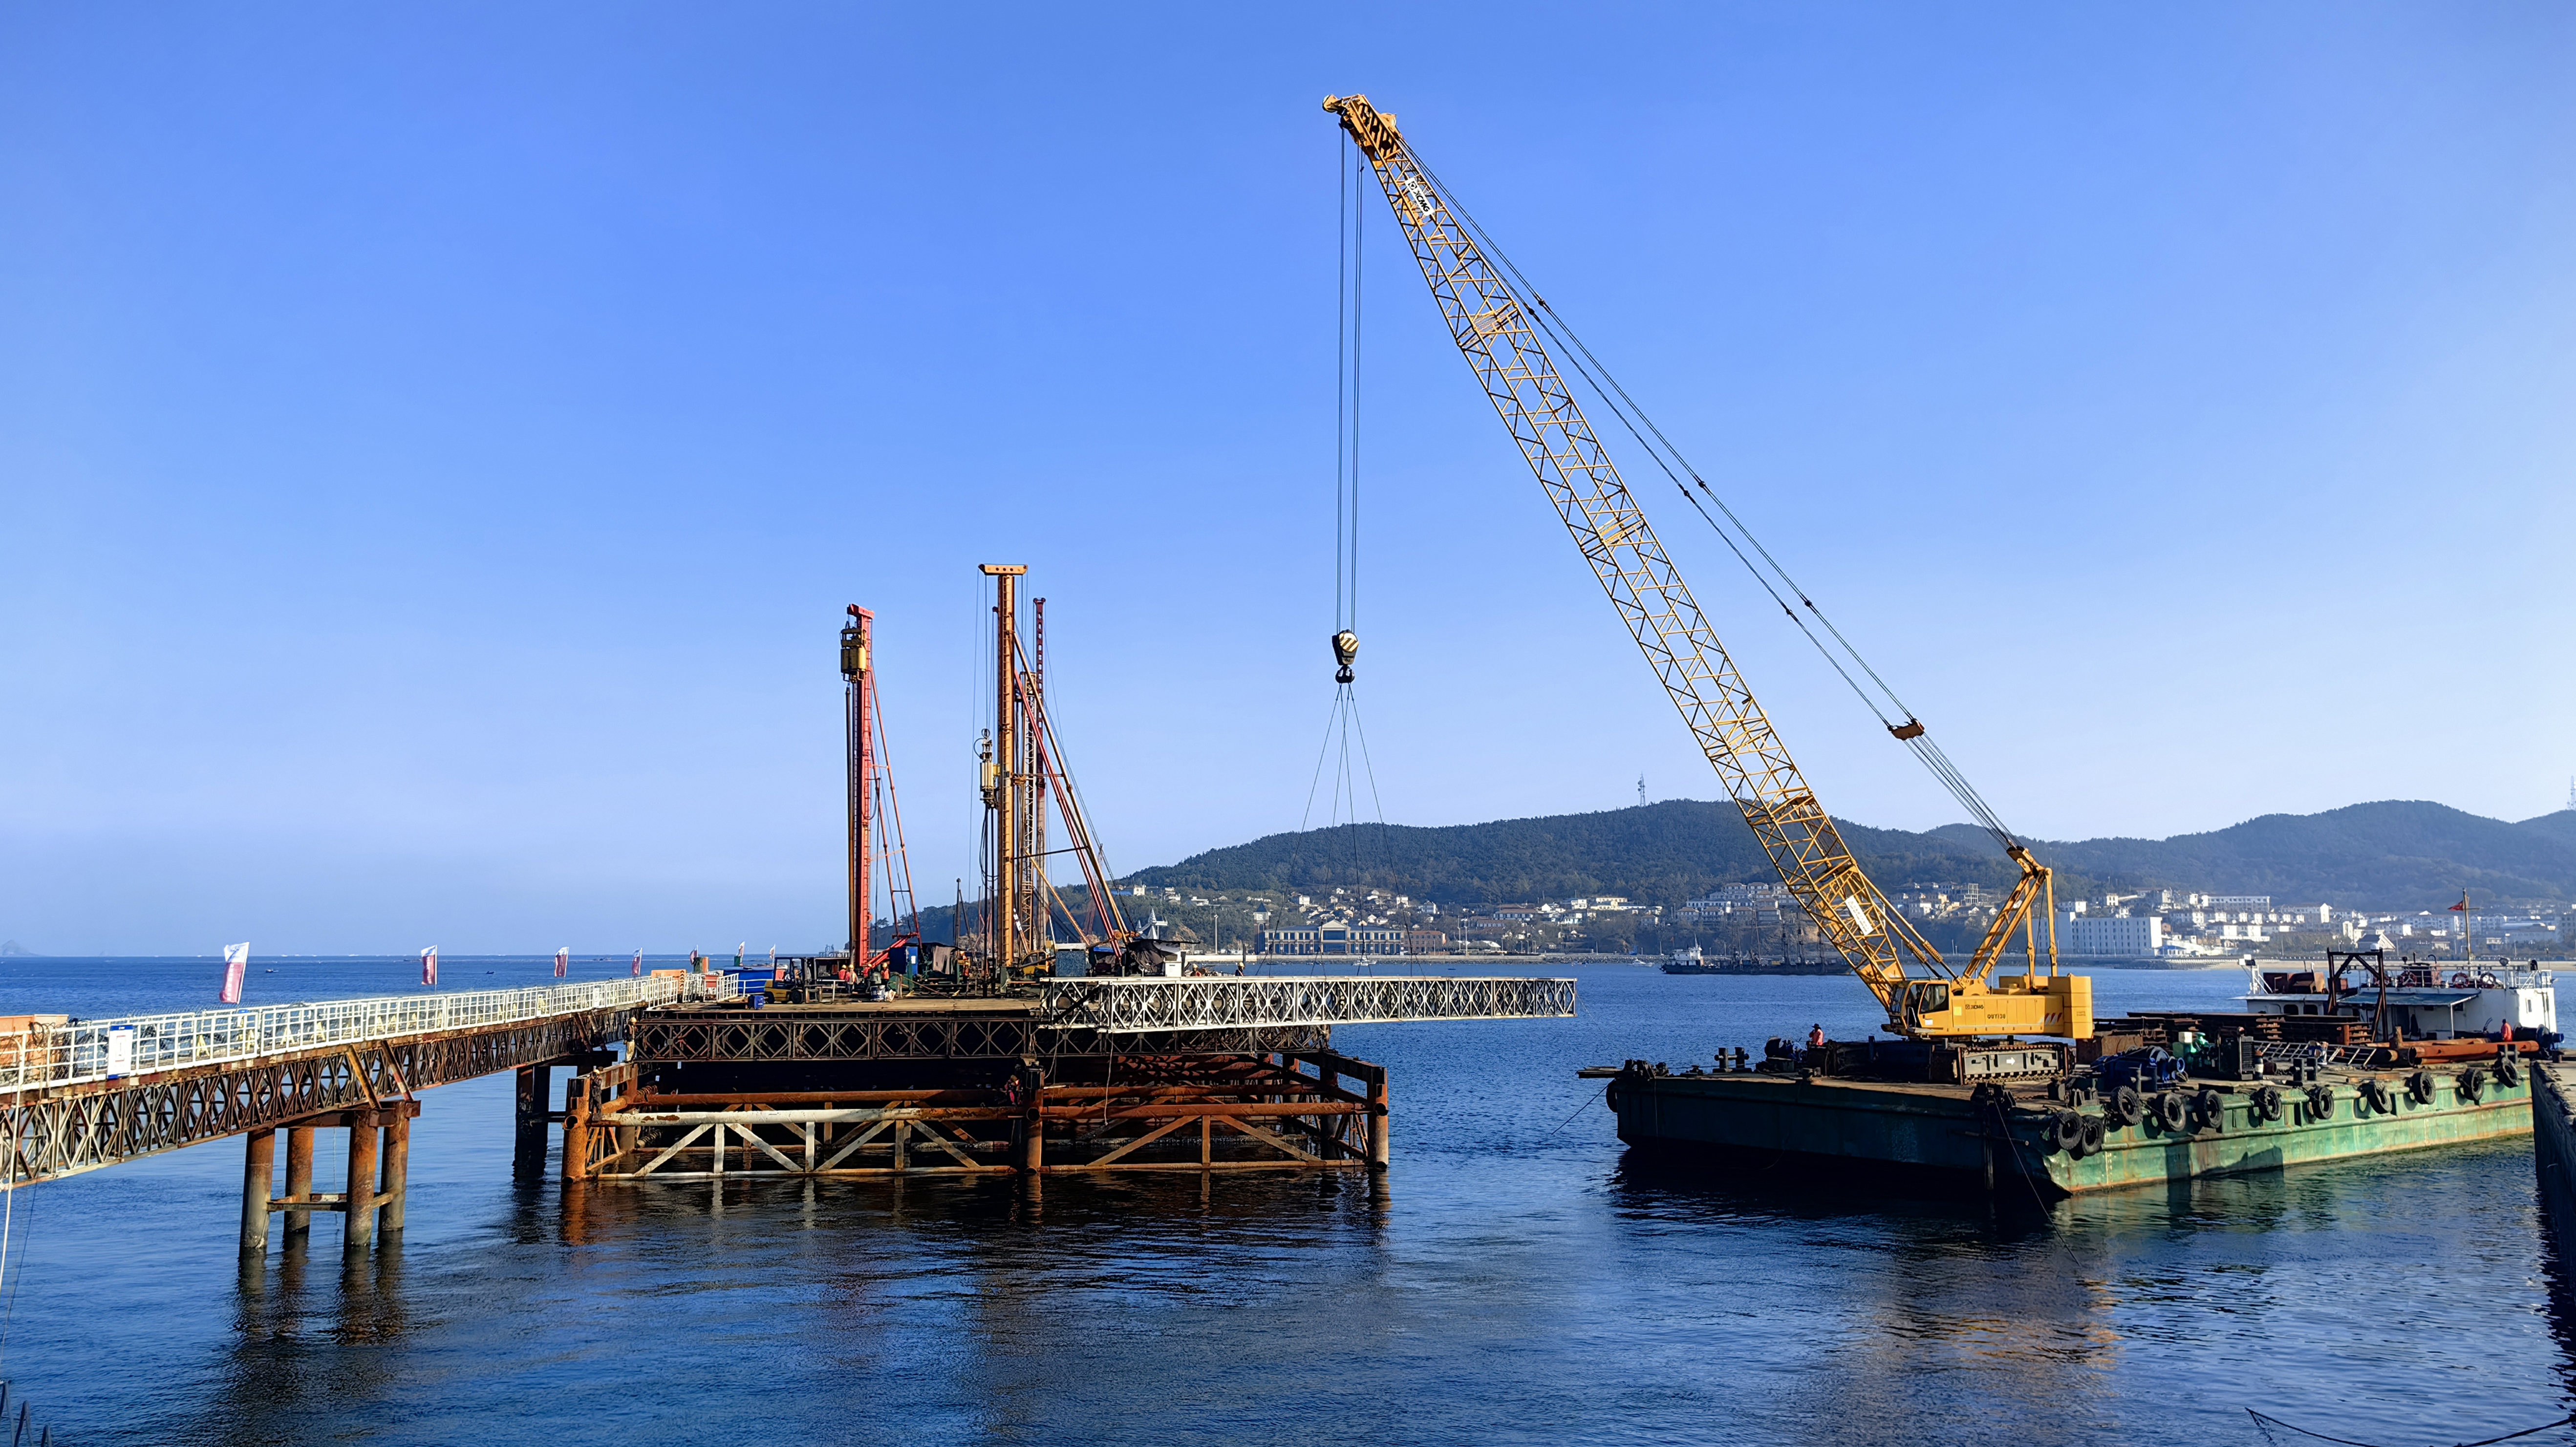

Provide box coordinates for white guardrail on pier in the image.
[0,973,739,1094]
[1038,976,1577,1033]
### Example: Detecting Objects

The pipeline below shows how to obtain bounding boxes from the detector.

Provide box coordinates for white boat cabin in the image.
[2242,961,2556,1040]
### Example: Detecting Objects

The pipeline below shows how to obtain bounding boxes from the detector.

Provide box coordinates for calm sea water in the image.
[0,955,2568,1447]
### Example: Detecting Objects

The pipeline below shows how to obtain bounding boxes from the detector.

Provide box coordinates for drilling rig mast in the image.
[977,566,1134,986]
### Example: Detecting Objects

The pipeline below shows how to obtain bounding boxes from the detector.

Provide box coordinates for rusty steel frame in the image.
[564,1050,1389,1179]
[0,974,730,1092]
[0,1009,632,1185]
[630,1009,1335,1065]
[1039,976,1577,1033]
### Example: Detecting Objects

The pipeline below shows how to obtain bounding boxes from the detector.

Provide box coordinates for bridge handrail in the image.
[0,973,740,1093]
[1039,975,1577,1033]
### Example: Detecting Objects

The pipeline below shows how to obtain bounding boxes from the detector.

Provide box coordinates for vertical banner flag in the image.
[768,946,777,969]
[555,947,569,979]
[421,946,439,987]
[631,948,643,978]
[734,942,746,972]
[220,942,250,1004]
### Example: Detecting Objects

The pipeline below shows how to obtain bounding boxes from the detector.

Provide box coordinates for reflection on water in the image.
[0,958,2567,1446]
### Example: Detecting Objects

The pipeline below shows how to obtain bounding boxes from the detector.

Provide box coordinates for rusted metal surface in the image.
[380,1112,409,1234]
[630,1006,1333,1064]
[238,1129,275,1256]
[569,1050,1390,1179]
[0,975,730,1092]
[0,1007,636,1185]
[238,1103,418,1256]
[343,1113,382,1251]
[282,1127,314,1246]
[1039,975,1576,1033]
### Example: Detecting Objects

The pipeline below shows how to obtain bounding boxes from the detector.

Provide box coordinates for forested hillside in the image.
[1123,801,2576,912]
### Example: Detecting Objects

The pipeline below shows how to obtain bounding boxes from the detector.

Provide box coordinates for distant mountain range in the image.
[1125,800,2576,913]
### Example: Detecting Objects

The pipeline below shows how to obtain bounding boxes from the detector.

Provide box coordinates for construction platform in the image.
[1585,1050,2534,1199]
[555,975,1576,1182]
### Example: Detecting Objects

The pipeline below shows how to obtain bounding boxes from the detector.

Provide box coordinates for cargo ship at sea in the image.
[1657,947,1841,978]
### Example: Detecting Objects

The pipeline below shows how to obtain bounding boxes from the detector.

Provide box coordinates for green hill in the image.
[2035,802,2576,910]
[1124,801,2576,913]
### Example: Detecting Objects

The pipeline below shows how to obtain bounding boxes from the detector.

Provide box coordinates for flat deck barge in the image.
[1585,1055,2534,1197]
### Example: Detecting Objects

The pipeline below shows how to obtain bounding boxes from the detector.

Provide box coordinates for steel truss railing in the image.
[0,974,737,1094]
[1037,976,1577,1033]
[630,1011,1335,1064]
[1,1013,630,1184]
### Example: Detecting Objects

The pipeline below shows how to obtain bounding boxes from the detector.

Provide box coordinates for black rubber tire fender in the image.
[2052,1109,2084,1154]
[2407,1070,2437,1106]
[2079,1113,2106,1155]
[1604,1080,1623,1114]
[2251,1085,2283,1122]
[2459,1067,2485,1103]
[2498,1054,2522,1087]
[2195,1087,2226,1131]
[2306,1084,2336,1119]
[2152,1091,2187,1132]
[2107,1084,2141,1128]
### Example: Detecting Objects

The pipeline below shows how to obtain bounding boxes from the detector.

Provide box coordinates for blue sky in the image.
[3,5,2570,954]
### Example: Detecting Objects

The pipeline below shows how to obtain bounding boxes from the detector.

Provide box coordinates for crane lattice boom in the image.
[1326,94,2086,1040]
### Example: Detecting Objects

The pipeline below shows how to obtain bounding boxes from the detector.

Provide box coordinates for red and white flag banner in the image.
[421,946,439,987]
[631,949,643,978]
[555,947,569,979]
[220,942,250,1004]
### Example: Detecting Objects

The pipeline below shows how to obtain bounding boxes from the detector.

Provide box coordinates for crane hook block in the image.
[1888,719,1926,740]
[1331,629,1359,684]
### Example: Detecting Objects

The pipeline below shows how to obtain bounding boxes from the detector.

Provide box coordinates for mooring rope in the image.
[0,1147,27,1374]
[1537,1082,1610,1142]
[2248,1408,2576,1447]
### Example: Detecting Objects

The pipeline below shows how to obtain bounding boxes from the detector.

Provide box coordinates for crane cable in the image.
[1403,148,2025,856]
[1305,137,1392,873]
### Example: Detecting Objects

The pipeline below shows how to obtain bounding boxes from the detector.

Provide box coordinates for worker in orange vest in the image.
[1807,1023,1827,1050]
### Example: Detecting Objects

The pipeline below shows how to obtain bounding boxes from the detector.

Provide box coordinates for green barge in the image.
[1587,1056,2534,1197]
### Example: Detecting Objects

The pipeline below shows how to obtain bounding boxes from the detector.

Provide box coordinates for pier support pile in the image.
[237,1102,418,1256]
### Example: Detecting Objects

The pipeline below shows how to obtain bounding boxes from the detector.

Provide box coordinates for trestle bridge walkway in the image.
[0,973,1574,1255]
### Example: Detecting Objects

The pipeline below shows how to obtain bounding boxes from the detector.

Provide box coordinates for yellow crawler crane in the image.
[1325,94,2089,1042]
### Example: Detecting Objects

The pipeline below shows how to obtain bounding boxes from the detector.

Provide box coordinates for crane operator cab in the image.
[1899,980,1952,1033]
[1896,974,2094,1040]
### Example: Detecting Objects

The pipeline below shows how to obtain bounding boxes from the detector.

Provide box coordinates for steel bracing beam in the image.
[0,1011,633,1184]
[629,1010,1335,1064]
[0,980,739,1185]
[1037,976,1578,1033]
[0,974,727,1092]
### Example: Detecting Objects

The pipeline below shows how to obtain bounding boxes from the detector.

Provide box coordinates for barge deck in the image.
[1586,1057,2535,1198]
